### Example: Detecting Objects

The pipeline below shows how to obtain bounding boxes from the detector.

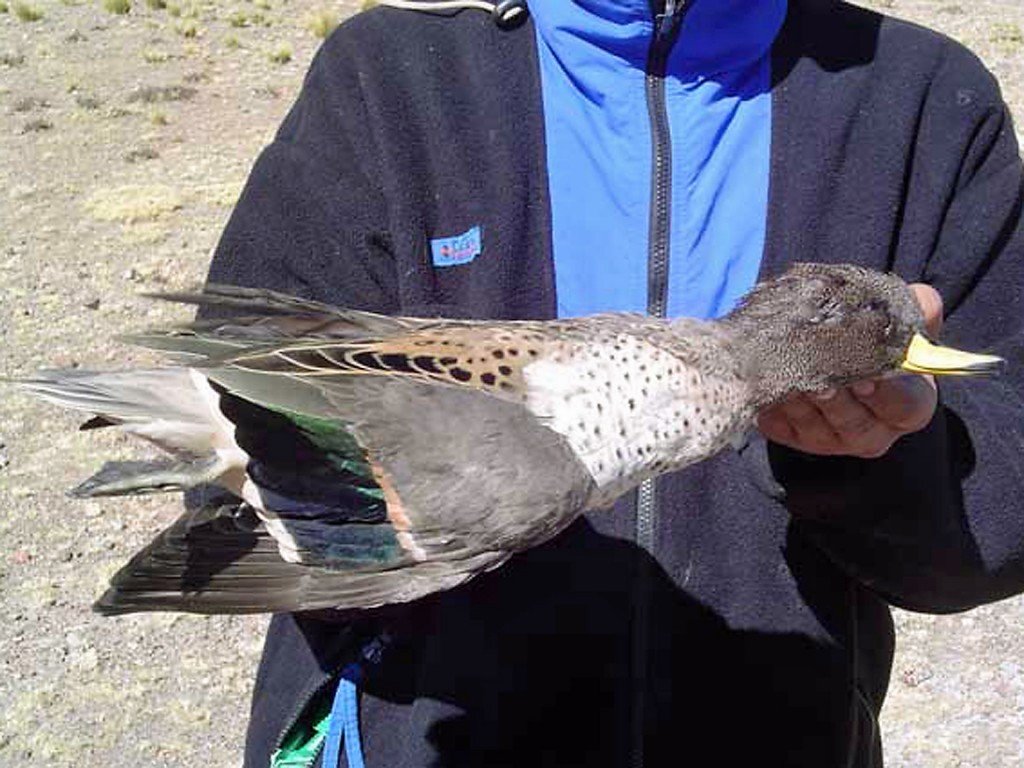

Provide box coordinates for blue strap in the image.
[322,664,365,768]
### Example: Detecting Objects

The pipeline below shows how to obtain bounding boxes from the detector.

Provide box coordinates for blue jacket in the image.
[205,1,1024,765]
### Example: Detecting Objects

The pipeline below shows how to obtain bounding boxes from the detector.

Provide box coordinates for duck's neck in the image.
[717,313,826,410]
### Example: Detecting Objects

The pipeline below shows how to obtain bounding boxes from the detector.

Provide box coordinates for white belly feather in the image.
[522,335,750,503]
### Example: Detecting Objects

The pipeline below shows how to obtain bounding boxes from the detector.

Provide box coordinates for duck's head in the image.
[724,263,1003,406]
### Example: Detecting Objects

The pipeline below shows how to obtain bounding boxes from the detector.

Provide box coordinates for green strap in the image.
[270,693,334,768]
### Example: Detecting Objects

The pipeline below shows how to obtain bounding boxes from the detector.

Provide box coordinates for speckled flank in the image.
[522,328,752,504]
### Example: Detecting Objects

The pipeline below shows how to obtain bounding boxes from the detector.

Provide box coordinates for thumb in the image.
[909,283,943,337]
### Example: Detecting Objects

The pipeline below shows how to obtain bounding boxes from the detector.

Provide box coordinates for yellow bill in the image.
[902,333,1005,376]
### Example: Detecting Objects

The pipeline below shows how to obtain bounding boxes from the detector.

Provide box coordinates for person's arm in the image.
[763,47,1024,613]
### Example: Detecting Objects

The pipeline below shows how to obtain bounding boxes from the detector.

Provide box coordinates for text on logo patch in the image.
[430,225,482,267]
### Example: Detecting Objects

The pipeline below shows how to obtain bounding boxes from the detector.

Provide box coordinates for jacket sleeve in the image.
[769,45,1024,613]
[203,27,398,314]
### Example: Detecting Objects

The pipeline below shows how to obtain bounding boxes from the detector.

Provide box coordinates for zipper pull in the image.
[655,0,683,46]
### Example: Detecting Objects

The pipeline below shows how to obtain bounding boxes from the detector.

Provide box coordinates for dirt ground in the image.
[0,1,1021,766]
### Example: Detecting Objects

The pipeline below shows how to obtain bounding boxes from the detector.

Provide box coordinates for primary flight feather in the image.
[15,263,1002,615]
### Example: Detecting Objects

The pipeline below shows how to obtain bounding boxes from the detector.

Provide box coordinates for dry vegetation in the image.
[0,1,1021,766]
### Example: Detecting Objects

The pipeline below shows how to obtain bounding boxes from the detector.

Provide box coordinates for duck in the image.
[15,262,1003,615]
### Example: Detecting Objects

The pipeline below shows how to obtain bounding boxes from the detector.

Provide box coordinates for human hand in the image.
[756,284,943,459]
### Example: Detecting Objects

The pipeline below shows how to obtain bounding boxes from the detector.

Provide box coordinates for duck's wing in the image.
[32,289,598,613]
[84,368,595,614]
[94,501,509,615]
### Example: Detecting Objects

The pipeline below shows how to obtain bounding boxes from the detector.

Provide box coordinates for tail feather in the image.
[145,283,358,316]
[17,369,206,426]
[145,284,427,342]
[16,368,222,458]
[117,331,254,360]
[70,456,226,498]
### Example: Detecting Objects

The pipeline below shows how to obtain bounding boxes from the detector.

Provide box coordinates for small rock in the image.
[122,267,140,281]
[901,666,934,688]
[124,147,160,164]
[20,118,53,134]
[75,93,102,110]
[70,647,100,672]
[11,550,32,565]
[0,52,26,68]
[84,298,101,310]
[12,96,50,113]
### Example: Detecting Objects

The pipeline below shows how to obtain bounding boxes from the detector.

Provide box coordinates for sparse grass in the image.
[166,2,180,16]
[102,0,130,13]
[251,84,280,100]
[145,0,165,8]
[84,184,184,223]
[149,110,168,125]
[268,43,292,65]
[305,8,337,39]
[991,22,1023,47]
[143,49,170,63]
[224,35,240,50]
[21,118,53,133]
[0,52,26,67]
[228,9,248,27]
[12,96,50,112]
[0,2,8,13]
[13,2,44,21]
[126,84,196,103]
[175,21,198,38]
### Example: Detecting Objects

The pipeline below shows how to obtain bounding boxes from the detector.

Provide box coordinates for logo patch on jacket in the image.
[430,225,482,267]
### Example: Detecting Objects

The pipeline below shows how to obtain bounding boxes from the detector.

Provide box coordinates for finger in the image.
[811,387,880,438]
[756,405,798,445]
[853,374,937,432]
[810,388,901,456]
[774,394,846,453]
[757,396,819,445]
[909,283,943,337]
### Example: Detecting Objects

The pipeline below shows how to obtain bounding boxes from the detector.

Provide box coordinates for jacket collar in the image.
[530,0,788,79]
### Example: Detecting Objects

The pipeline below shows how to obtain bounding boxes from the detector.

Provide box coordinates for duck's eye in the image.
[865,300,887,313]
